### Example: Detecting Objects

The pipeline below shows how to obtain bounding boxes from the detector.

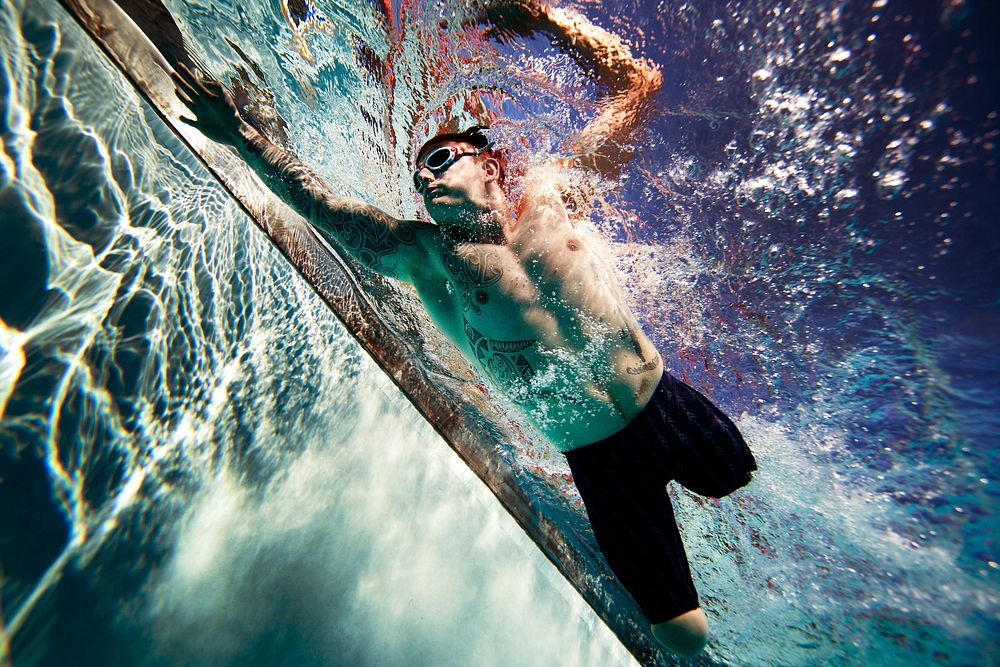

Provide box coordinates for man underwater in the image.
[172,0,756,656]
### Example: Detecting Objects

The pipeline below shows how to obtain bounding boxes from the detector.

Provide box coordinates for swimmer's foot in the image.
[651,607,708,657]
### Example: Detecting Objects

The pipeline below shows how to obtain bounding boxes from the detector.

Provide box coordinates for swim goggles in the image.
[412,142,492,194]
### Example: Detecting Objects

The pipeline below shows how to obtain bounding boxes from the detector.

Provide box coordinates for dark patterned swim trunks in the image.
[564,371,757,623]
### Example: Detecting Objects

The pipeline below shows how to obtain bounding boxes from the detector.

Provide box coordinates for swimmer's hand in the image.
[171,64,245,147]
[468,1,662,180]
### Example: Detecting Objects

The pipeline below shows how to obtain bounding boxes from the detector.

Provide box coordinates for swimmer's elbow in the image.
[632,61,663,98]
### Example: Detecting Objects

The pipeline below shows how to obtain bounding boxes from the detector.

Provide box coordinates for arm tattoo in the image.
[443,249,503,314]
[464,316,536,385]
[241,129,416,277]
[312,203,416,278]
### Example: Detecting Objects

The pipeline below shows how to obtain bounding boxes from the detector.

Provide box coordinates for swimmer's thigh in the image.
[662,374,757,498]
[568,452,699,624]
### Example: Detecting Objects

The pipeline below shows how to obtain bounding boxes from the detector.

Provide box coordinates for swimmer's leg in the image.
[566,442,706,657]
[651,608,708,657]
[660,374,757,498]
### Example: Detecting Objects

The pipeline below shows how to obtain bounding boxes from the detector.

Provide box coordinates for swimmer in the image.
[172,0,755,656]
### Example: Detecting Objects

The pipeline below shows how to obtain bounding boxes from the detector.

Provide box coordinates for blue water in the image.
[2,0,999,665]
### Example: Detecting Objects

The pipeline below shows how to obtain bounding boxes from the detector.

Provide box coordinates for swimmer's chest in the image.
[424,243,555,347]
[420,205,618,345]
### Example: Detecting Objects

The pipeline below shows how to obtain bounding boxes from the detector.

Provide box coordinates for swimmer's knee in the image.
[650,608,708,657]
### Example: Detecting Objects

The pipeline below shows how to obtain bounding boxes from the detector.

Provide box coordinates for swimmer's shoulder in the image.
[395,217,447,253]
[367,217,445,283]
[516,157,600,224]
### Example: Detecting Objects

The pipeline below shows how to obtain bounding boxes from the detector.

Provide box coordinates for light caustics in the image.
[1,0,997,665]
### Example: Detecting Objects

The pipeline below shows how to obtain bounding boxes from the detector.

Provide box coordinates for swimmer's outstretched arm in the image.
[171,64,427,282]
[474,1,663,177]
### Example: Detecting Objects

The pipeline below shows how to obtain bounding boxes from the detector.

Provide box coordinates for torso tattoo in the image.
[626,357,660,375]
[463,316,537,387]
[442,247,503,314]
[616,305,661,376]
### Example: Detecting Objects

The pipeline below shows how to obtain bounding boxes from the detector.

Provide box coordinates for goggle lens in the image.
[423,147,456,171]
[412,139,492,194]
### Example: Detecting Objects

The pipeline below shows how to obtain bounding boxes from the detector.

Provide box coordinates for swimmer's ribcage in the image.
[464,317,536,388]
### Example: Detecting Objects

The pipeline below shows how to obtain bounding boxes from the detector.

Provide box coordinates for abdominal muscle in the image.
[422,276,664,451]
[515,345,664,451]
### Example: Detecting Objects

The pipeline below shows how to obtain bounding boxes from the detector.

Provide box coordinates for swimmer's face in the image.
[414,139,499,224]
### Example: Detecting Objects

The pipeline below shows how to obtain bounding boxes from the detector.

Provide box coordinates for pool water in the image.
[1,0,998,665]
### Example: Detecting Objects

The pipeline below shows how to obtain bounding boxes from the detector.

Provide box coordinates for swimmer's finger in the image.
[170,63,197,87]
[175,62,198,82]
[178,115,198,127]
[174,84,194,106]
[169,67,198,100]
[185,63,225,96]
[484,24,516,43]
[175,63,216,96]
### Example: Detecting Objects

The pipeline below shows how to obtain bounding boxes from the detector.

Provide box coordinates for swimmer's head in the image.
[412,126,509,231]
[413,126,507,187]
